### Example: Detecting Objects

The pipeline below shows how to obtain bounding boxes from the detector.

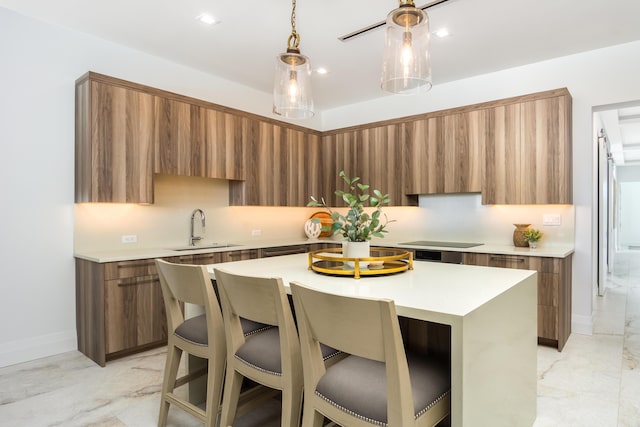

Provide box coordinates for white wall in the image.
[0,7,317,367]
[322,39,640,336]
[3,4,640,366]
[617,164,640,182]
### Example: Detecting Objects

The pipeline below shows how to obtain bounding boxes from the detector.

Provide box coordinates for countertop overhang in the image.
[207,253,537,318]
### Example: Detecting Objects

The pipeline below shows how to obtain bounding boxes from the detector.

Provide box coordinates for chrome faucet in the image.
[189,209,206,246]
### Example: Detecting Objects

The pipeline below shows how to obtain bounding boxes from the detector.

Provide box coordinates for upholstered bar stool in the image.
[214,268,304,427]
[155,259,226,427]
[290,281,451,427]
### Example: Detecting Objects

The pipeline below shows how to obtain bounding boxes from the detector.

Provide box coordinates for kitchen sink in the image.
[169,244,241,251]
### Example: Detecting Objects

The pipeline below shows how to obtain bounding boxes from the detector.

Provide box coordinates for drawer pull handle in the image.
[117,262,153,269]
[490,255,525,263]
[262,247,306,257]
[117,276,158,286]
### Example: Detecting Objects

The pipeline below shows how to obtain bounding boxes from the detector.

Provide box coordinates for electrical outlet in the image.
[121,234,137,243]
[542,214,561,226]
[251,229,262,236]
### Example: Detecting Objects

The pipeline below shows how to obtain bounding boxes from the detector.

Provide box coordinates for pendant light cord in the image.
[287,0,301,50]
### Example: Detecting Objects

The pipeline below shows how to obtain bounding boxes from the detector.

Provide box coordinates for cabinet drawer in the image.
[104,259,157,280]
[220,249,260,262]
[260,245,308,257]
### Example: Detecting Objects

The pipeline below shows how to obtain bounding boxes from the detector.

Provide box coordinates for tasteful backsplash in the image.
[74,175,574,252]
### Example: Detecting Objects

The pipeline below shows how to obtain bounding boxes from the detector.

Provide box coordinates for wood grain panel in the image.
[462,252,572,350]
[104,276,166,354]
[75,80,155,203]
[76,259,106,366]
[483,103,522,204]
[521,96,572,204]
[154,97,204,177]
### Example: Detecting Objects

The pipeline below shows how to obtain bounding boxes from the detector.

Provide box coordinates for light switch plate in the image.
[542,214,561,226]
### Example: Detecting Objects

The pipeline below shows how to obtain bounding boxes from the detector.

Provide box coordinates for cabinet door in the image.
[203,109,246,180]
[104,275,166,354]
[407,111,485,195]
[483,93,572,204]
[154,97,206,177]
[406,116,443,194]
[75,80,155,203]
[320,124,415,207]
[521,95,572,204]
[482,103,522,204]
[234,122,320,206]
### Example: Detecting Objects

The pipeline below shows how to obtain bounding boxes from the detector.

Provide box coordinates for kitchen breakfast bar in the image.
[207,253,538,427]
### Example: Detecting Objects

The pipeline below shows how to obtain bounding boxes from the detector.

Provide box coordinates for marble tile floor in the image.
[1,251,639,427]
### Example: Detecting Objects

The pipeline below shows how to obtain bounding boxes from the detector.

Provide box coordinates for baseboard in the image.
[571,313,594,336]
[0,330,77,368]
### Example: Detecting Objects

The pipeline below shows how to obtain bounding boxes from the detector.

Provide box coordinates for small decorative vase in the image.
[528,241,538,249]
[513,224,531,248]
[342,241,370,269]
[303,219,321,240]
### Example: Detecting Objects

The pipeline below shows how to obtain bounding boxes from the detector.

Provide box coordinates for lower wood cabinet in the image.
[462,252,572,351]
[76,258,166,366]
[76,243,338,366]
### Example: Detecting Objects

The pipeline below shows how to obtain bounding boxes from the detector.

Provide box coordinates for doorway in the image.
[594,101,640,296]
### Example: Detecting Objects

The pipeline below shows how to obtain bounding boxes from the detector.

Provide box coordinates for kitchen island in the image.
[207,253,538,427]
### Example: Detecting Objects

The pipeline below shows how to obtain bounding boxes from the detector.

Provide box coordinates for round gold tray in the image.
[308,247,413,279]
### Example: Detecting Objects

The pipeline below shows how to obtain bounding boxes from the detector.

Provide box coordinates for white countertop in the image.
[207,253,537,318]
[74,238,574,263]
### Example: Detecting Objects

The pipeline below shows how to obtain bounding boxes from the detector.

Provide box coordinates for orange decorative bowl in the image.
[310,212,334,237]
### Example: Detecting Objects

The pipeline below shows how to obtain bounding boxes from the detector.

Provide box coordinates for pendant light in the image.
[381,0,432,94]
[273,0,314,119]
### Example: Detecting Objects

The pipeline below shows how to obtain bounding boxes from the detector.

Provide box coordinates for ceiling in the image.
[2,0,640,113]
[599,106,640,166]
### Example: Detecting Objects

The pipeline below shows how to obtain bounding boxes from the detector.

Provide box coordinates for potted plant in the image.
[523,228,543,249]
[308,171,394,262]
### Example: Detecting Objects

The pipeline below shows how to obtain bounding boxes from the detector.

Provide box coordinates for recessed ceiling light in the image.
[434,28,450,38]
[196,13,218,25]
[316,68,329,75]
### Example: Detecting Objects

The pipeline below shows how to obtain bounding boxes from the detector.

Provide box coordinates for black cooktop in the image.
[399,240,484,249]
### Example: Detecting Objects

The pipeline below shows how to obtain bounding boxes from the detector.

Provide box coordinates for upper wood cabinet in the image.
[320,123,417,207]
[154,98,205,177]
[154,100,247,180]
[230,122,321,206]
[75,76,156,203]
[483,90,572,204]
[406,110,486,195]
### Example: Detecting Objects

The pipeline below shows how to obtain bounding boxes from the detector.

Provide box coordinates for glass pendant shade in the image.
[381,3,432,94]
[273,50,314,119]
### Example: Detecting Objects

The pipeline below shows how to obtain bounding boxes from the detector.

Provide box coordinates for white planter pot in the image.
[342,241,370,269]
[304,219,321,240]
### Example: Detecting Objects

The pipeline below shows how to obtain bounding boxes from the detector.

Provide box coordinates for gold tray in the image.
[308,247,413,279]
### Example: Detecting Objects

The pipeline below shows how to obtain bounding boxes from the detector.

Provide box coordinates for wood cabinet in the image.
[483,90,572,204]
[320,123,417,207]
[75,76,156,203]
[76,258,167,366]
[406,110,486,195]
[154,98,205,177]
[230,122,322,206]
[154,99,247,180]
[462,252,572,351]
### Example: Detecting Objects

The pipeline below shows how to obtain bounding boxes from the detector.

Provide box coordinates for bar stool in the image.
[155,259,226,427]
[214,268,304,427]
[290,281,451,427]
